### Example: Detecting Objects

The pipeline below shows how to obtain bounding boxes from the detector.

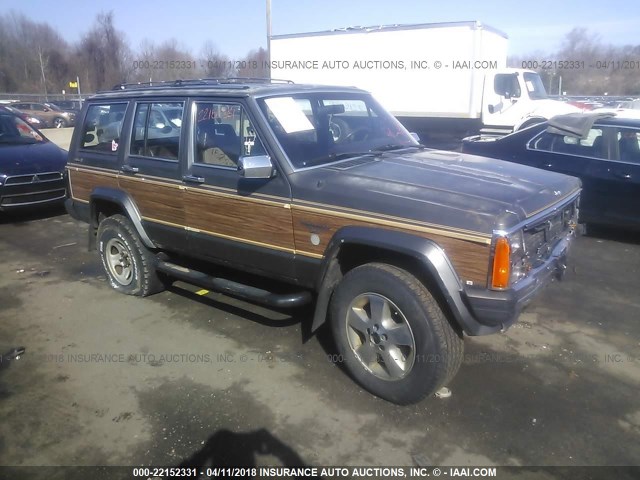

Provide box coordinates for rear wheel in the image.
[53,117,67,128]
[97,214,164,296]
[330,263,463,404]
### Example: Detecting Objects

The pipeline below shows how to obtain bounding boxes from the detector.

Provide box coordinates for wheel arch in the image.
[89,187,155,250]
[514,116,546,131]
[310,226,480,335]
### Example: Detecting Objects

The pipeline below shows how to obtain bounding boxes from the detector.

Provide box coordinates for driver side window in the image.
[194,102,266,168]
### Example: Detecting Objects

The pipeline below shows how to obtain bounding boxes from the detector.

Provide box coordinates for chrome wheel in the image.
[345,293,416,381]
[105,238,133,286]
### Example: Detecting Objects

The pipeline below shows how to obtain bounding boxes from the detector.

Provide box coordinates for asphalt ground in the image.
[0,128,638,479]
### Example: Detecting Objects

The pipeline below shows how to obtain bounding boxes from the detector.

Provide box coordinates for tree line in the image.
[508,28,640,96]
[0,11,269,96]
[1,12,638,96]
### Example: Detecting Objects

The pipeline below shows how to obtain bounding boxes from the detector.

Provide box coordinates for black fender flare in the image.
[89,187,156,250]
[310,226,492,336]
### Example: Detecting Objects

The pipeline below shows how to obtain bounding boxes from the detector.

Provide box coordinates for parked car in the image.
[0,105,46,129]
[65,79,580,404]
[10,101,76,128]
[52,100,83,112]
[0,109,67,211]
[462,113,640,230]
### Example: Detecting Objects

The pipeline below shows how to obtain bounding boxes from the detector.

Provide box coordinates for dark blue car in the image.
[0,107,68,211]
[462,114,640,230]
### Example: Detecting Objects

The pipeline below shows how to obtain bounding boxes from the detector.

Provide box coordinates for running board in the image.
[156,260,312,309]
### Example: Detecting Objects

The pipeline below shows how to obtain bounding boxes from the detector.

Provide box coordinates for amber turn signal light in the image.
[491,237,510,289]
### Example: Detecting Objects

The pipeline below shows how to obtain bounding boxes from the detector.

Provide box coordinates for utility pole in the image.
[266,0,271,78]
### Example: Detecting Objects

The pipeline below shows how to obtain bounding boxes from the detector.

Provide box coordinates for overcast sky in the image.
[3,0,640,59]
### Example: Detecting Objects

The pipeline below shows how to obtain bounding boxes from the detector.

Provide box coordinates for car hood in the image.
[0,141,67,177]
[293,149,581,235]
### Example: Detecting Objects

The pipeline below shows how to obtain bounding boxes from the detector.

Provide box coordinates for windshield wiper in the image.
[370,143,424,152]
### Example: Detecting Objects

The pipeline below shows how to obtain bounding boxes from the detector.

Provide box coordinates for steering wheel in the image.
[345,127,371,142]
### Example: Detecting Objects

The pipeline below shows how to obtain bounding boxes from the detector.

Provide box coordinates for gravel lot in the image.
[0,128,638,479]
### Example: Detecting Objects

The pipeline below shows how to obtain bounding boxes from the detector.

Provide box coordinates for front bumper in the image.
[0,180,66,211]
[462,230,574,333]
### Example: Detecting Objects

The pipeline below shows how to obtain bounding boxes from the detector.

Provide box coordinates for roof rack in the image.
[111,77,294,91]
[220,77,294,84]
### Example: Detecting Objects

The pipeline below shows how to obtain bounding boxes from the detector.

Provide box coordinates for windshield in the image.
[0,113,45,144]
[523,72,548,100]
[257,92,419,168]
[46,103,63,112]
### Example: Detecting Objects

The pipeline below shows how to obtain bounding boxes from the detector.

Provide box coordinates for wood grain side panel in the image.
[185,189,294,250]
[69,169,118,201]
[292,209,489,285]
[119,178,185,226]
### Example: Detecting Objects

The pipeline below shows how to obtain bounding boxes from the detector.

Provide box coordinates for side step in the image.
[156,260,312,309]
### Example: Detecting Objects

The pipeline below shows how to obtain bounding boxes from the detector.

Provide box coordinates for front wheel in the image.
[330,263,463,404]
[97,214,165,296]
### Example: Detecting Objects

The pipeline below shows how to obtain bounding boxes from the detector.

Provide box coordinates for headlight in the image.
[490,231,530,289]
[27,116,41,124]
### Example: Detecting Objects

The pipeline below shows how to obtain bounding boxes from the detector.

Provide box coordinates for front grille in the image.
[523,200,577,266]
[0,188,66,207]
[4,172,63,186]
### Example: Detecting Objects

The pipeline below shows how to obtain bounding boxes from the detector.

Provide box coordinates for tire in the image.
[53,117,67,128]
[97,214,165,296]
[329,118,350,142]
[330,263,463,404]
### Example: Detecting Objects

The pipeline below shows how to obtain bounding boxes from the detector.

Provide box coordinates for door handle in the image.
[613,171,632,180]
[121,165,139,174]
[542,163,553,169]
[183,175,205,184]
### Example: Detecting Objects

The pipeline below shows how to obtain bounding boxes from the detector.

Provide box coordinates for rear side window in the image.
[530,128,606,159]
[618,128,640,163]
[81,103,128,153]
[130,102,184,160]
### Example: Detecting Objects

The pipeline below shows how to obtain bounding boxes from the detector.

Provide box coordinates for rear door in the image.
[118,99,187,251]
[183,99,296,279]
[589,126,640,226]
[527,127,607,221]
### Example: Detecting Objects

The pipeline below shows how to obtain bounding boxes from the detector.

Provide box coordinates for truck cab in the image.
[481,68,580,135]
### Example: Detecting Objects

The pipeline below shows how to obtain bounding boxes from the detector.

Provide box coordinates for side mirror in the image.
[237,155,274,179]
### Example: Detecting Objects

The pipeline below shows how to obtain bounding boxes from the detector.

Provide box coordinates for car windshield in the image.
[46,103,63,112]
[0,113,45,144]
[523,72,548,100]
[257,92,419,168]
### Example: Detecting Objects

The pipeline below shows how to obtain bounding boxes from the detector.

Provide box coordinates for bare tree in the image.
[237,47,269,78]
[201,40,235,78]
[76,11,131,91]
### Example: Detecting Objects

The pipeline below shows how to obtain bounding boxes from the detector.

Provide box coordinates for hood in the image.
[0,141,67,177]
[294,149,581,235]
[529,99,581,118]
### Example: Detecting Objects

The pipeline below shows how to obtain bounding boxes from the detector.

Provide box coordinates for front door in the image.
[183,99,296,280]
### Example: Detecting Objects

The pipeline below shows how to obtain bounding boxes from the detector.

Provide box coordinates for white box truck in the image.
[270,21,578,136]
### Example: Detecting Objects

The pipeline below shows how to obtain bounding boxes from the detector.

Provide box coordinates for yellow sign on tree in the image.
[69,81,78,88]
